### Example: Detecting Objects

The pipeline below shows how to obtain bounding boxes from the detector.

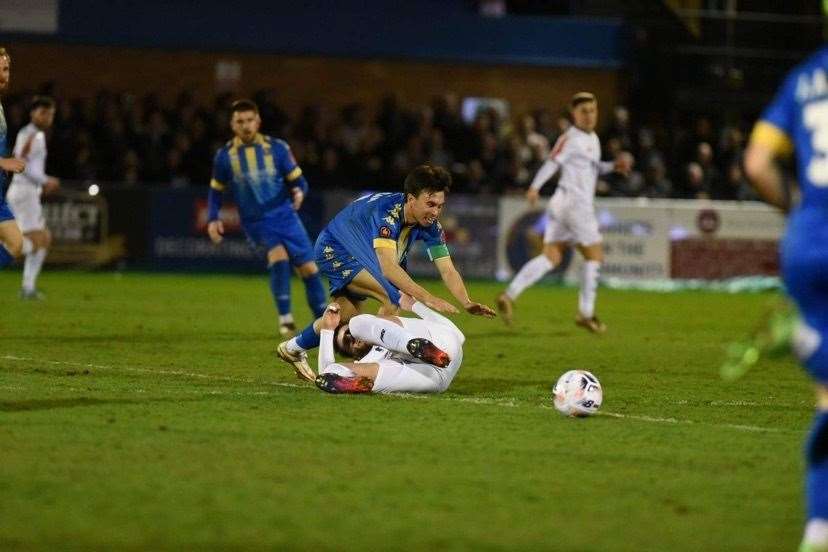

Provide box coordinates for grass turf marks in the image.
[0,271,811,550]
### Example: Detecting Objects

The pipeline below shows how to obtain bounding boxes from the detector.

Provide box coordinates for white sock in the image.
[578,260,601,319]
[803,519,828,551]
[279,313,294,325]
[348,314,415,355]
[286,337,305,354]
[22,248,47,292]
[21,236,34,256]
[506,254,554,300]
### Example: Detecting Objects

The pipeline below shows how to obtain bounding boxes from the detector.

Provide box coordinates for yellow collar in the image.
[232,133,267,148]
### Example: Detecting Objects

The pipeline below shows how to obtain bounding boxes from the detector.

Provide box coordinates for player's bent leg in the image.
[371,360,446,394]
[348,314,450,367]
[296,260,327,318]
[574,242,606,334]
[315,361,378,394]
[267,245,302,336]
[346,269,398,314]
[21,230,49,300]
[498,242,565,326]
[0,220,24,266]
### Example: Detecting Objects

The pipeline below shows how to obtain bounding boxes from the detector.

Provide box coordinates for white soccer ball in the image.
[552,370,603,417]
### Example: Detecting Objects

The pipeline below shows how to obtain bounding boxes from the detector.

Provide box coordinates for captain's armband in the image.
[427,244,450,261]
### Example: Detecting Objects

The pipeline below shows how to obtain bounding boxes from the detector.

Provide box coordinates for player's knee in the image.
[297,261,318,278]
[348,314,374,336]
[267,246,289,264]
[4,236,22,258]
[543,246,562,265]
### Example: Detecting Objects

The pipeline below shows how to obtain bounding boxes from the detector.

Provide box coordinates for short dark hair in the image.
[571,92,596,109]
[332,323,349,357]
[230,99,259,115]
[403,165,452,199]
[30,96,55,111]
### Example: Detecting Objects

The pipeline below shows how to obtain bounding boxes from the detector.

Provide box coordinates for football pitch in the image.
[0,271,811,550]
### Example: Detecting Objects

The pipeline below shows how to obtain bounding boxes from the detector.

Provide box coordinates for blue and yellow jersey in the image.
[751,45,828,210]
[326,192,449,265]
[210,134,305,221]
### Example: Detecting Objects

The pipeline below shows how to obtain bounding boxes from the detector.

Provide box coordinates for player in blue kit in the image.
[0,47,33,271]
[744,46,828,552]
[277,165,495,381]
[207,100,327,335]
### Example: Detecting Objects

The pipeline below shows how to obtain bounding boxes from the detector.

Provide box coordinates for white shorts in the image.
[371,320,465,394]
[6,183,45,233]
[543,192,601,246]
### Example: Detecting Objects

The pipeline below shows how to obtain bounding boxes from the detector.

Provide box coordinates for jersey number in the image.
[804,99,828,186]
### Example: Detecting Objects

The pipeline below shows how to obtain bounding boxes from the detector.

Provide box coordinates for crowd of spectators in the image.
[1,86,761,201]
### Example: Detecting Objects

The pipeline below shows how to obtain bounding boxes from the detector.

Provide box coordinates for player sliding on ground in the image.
[496,92,630,333]
[314,293,464,394]
[277,164,495,381]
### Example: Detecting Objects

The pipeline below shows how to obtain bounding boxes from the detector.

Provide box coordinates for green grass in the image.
[0,271,813,550]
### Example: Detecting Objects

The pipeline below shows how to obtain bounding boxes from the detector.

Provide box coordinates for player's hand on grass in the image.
[321,303,341,330]
[291,188,304,211]
[526,188,540,206]
[0,157,25,173]
[464,301,497,318]
[425,296,459,315]
[207,220,224,244]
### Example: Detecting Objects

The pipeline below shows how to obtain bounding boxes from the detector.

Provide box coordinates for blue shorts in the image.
[783,209,828,382]
[0,200,14,223]
[243,208,314,266]
[314,228,400,304]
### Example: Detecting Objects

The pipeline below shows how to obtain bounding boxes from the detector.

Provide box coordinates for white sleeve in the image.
[411,301,461,335]
[18,133,48,186]
[318,329,337,373]
[528,159,559,192]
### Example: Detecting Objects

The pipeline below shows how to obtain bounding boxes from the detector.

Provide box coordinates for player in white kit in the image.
[6,96,60,299]
[314,293,464,394]
[497,92,629,333]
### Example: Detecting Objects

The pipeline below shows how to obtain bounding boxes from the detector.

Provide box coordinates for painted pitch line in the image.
[1,354,800,434]
[2,354,305,389]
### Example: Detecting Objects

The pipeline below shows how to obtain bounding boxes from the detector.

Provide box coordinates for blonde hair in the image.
[571,92,596,108]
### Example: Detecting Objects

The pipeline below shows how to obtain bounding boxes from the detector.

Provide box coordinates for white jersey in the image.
[527,125,613,246]
[547,125,610,205]
[9,123,49,189]
[7,123,51,232]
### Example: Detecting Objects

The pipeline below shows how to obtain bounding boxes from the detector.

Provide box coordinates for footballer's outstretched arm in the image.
[433,257,496,318]
[375,246,458,314]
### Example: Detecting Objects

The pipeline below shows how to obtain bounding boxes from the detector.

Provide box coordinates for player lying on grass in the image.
[313,293,464,394]
[277,164,494,381]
